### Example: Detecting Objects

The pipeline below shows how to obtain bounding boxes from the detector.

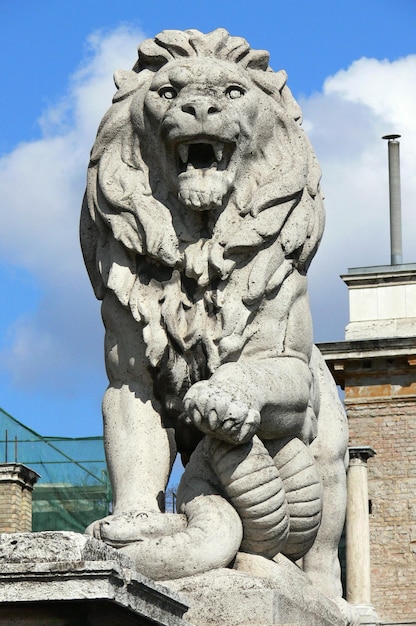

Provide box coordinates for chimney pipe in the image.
[382,134,403,265]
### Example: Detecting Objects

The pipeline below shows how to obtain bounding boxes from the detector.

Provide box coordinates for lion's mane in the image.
[81,28,325,390]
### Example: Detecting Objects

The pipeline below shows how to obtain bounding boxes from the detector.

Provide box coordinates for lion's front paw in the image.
[183,381,260,444]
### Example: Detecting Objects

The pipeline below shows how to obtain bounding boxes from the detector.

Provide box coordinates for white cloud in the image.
[0,26,145,390]
[324,56,416,130]
[303,55,416,341]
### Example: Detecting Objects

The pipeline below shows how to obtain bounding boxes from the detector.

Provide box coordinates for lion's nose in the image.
[181,100,221,122]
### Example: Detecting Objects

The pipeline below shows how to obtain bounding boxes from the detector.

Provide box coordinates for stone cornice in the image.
[317,337,416,361]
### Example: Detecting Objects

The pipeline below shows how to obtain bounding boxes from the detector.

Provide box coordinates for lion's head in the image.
[135,56,284,212]
[81,28,325,374]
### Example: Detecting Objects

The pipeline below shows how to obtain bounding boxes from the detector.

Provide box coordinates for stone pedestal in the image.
[0,532,355,626]
[166,553,355,626]
[0,532,190,626]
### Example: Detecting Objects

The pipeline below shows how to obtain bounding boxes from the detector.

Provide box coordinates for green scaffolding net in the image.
[0,407,111,533]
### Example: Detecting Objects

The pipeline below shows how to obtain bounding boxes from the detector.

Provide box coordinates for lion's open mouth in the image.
[173,139,236,210]
[176,141,233,174]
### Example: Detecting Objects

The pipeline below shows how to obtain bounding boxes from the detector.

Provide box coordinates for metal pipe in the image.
[382,134,403,265]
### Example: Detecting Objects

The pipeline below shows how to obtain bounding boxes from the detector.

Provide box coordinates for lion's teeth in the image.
[213,143,223,162]
[178,144,189,163]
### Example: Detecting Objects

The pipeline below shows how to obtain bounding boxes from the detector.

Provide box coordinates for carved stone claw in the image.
[184,381,260,444]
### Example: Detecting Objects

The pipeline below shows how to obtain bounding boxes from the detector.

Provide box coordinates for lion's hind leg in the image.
[303,347,349,599]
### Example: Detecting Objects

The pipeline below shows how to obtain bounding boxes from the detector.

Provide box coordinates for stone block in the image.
[0,532,190,626]
[0,532,355,626]
[165,553,354,626]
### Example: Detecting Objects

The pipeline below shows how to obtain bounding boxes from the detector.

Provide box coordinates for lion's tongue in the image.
[177,168,229,209]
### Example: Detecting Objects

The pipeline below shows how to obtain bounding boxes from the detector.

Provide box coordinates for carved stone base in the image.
[0,532,354,626]
[165,552,354,626]
[0,531,190,626]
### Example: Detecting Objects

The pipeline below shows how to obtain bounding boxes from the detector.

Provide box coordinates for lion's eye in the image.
[159,86,177,100]
[226,86,245,99]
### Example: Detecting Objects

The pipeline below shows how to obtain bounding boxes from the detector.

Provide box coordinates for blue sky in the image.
[0,0,415,440]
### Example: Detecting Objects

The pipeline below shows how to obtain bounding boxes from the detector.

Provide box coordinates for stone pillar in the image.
[346,447,379,624]
[0,464,40,532]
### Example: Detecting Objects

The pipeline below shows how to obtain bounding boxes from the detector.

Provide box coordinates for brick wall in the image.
[347,397,416,624]
[0,464,40,533]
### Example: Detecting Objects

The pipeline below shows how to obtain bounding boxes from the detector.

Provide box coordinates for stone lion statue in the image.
[81,28,348,601]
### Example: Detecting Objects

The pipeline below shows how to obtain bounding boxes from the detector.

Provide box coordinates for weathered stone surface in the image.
[0,530,130,565]
[80,26,349,604]
[165,553,356,626]
[0,533,356,626]
[342,264,416,340]
[0,532,190,626]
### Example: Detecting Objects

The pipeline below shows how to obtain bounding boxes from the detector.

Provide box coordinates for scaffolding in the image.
[0,407,111,533]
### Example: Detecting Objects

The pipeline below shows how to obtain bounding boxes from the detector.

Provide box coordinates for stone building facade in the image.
[319,263,416,625]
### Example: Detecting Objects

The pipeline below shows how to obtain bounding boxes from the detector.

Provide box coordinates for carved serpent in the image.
[119,434,322,580]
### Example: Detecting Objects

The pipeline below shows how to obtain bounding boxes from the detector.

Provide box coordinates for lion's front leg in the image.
[183,358,313,445]
[86,292,178,544]
[86,381,181,546]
